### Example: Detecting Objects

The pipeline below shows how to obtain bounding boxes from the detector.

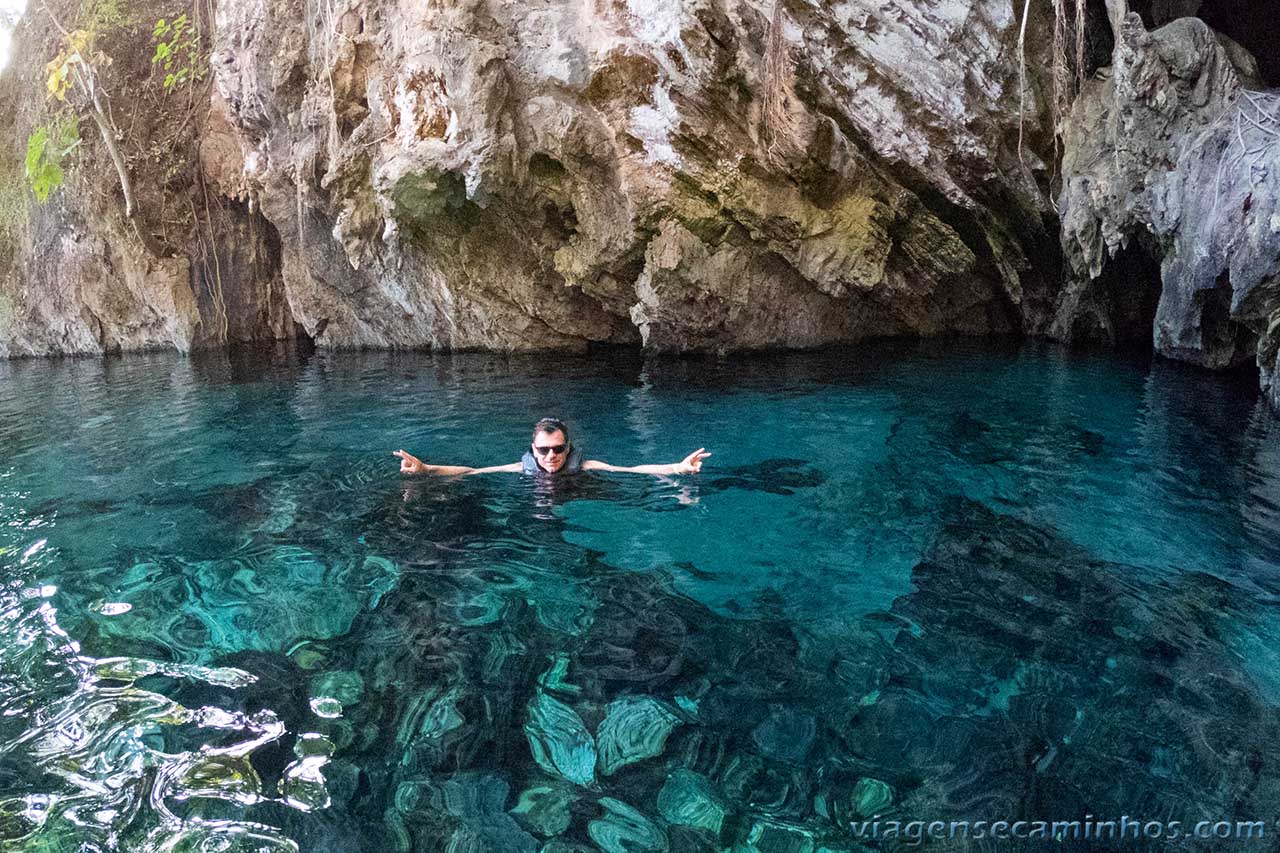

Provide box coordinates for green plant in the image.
[83,0,128,33]
[152,14,204,94]
[24,116,81,202]
[34,15,137,217]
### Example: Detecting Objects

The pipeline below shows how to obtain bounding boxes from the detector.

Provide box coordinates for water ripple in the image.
[2,344,1279,851]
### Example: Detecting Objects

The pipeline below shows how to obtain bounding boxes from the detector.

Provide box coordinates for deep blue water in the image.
[2,341,1280,852]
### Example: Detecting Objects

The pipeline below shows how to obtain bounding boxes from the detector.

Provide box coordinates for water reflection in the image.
[0,546,304,851]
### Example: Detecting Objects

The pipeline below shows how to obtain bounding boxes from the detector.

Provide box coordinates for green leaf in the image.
[31,162,63,203]
[24,123,74,203]
[25,127,48,180]
[55,118,80,155]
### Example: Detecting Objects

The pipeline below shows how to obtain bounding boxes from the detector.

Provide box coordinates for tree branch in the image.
[44,1,138,220]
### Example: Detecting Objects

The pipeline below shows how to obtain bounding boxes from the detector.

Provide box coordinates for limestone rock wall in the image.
[39,0,1280,375]
[3,0,1065,358]
[6,1,1280,410]
[0,1,300,357]
[1052,13,1280,405]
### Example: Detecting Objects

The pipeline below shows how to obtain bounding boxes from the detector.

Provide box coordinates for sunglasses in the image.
[532,443,568,456]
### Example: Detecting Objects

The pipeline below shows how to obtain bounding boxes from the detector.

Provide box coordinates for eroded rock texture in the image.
[1052,13,1280,404]
[0,2,301,357]
[14,0,1280,407]
[194,0,1057,352]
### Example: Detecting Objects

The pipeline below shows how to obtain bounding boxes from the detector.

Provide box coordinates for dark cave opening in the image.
[193,199,308,348]
[1068,237,1164,350]
[1117,0,1280,87]
[1194,0,1280,87]
[1190,270,1259,370]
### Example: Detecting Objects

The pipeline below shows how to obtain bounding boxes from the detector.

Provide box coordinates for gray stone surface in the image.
[1054,14,1280,397]
[1,0,1059,356]
[8,0,1279,410]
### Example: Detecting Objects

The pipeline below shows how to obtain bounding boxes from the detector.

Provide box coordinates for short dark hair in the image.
[532,417,569,442]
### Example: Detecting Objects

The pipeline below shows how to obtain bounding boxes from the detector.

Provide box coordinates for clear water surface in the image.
[2,341,1280,852]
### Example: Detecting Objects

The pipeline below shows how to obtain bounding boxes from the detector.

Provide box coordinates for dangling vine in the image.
[1051,0,1089,136]
[761,0,801,165]
[1017,0,1090,167]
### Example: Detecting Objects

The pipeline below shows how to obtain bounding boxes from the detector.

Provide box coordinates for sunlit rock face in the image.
[204,0,1058,352]
[1053,14,1280,403]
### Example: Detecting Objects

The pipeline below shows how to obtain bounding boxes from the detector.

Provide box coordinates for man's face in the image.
[532,429,570,472]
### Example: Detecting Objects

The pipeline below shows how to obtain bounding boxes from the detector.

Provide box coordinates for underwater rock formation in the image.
[0,0,1058,356]
[1053,13,1280,400]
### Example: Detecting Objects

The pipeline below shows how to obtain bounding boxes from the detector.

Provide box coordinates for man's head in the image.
[531,417,571,472]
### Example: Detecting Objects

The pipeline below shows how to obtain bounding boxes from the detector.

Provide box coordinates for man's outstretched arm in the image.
[394,450,522,476]
[582,448,711,476]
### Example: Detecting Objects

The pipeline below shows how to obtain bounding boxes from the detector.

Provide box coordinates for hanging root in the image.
[1016,0,1032,163]
[761,0,800,166]
[1074,0,1087,92]
[199,169,229,342]
[1047,0,1089,141]
[1051,0,1070,134]
[1207,91,1279,228]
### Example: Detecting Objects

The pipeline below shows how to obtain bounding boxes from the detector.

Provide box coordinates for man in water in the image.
[394,417,710,477]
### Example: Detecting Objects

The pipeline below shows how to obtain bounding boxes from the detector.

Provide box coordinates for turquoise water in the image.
[2,341,1280,851]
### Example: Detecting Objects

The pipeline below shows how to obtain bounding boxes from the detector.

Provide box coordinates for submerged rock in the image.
[510,785,576,838]
[751,706,816,766]
[538,653,583,698]
[524,691,598,787]
[397,685,467,749]
[735,819,816,853]
[310,670,365,708]
[849,778,893,818]
[657,769,729,835]
[539,843,596,853]
[394,772,540,852]
[588,797,669,853]
[596,695,681,776]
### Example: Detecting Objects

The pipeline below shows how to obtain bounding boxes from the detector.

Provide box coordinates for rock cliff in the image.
[4,0,1280,411]
[0,0,301,357]
[0,0,1059,357]
[1051,9,1280,406]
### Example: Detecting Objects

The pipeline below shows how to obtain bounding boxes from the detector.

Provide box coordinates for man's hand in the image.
[394,449,427,474]
[673,448,711,474]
